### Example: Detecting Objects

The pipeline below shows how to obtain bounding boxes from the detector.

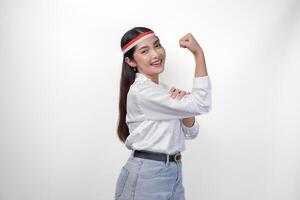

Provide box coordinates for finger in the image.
[180,90,191,95]
[171,90,180,98]
[181,90,191,96]
[177,91,191,100]
[171,89,181,98]
[179,39,190,48]
[179,90,186,95]
[177,91,186,100]
[169,87,176,97]
[169,87,176,94]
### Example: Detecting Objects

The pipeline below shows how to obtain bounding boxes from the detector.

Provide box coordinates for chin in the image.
[157,67,165,73]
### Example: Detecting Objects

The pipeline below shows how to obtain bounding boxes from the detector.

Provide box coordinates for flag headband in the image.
[122,31,156,54]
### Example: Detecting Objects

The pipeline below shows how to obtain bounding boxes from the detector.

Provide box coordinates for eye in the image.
[141,50,148,54]
[155,43,162,47]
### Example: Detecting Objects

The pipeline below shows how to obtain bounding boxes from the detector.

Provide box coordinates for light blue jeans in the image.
[114,150,185,200]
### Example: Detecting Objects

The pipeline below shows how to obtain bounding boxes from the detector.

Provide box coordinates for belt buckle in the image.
[174,152,181,161]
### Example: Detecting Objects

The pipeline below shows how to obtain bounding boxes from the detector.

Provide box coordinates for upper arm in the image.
[136,76,212,120]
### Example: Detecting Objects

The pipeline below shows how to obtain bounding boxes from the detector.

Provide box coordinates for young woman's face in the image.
[126,35,166,76]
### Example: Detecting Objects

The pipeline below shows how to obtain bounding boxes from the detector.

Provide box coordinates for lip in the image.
[151,59,162,66]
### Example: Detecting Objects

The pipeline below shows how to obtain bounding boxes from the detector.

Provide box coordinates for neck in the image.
[148,74,159,85]
[139,72,159,84]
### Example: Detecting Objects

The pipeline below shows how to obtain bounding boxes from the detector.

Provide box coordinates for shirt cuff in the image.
[193,76,212,89]
[181,119,200,139]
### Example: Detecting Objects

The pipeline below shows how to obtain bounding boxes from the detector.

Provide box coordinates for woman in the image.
[115,27,212,200]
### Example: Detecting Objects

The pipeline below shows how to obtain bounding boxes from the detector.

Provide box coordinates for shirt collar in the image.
[135,72,168,89]
[135,72,151,82]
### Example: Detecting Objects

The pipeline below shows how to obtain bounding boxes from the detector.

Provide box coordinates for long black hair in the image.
[117,26,154,142]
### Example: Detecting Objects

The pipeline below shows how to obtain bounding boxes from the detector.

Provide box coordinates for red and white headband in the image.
[122,30,156,54]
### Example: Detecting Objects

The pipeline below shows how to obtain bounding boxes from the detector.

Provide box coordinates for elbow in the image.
[195,104,212,115]
[205,104,212,113]
[192,93,212,114]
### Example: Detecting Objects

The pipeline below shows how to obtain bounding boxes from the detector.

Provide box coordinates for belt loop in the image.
[131,150,135,157]
[165,154,170,166]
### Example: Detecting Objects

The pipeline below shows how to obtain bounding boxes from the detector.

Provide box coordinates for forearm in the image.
[182,116,195,127]
[193,50,208,77]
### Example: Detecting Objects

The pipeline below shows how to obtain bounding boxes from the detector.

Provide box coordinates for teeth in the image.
[152,60,161,65]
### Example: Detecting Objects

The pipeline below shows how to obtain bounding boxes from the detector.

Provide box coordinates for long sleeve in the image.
[135,76,212,120]
[180,119,200,140]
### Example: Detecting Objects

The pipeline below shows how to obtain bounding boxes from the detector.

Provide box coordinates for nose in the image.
[150,48,160,58]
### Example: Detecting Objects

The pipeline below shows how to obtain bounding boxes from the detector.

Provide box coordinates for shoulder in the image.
[159,81,170,90]
[128,81,169,104]
[134,79,159,90]
[128,79,154,100]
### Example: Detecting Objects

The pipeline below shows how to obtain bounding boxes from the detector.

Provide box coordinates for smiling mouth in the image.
[151,59,162,66]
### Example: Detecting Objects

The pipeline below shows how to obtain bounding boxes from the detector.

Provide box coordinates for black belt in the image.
[133,150,182,162]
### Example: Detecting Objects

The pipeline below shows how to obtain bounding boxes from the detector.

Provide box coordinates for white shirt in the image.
[125,72,212,155]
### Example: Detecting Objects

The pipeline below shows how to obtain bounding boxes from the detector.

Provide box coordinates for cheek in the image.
[142,57,151,65]
[137,57,151,67]
[160,48,166,56]
[135,56,148,66]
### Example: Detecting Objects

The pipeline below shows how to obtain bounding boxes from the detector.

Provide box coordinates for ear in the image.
[125,57,137,68]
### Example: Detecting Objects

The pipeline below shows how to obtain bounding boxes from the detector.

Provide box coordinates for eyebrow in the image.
[137,38,160,50]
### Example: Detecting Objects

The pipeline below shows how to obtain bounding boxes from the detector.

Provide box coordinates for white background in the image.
[0,0,300,199]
